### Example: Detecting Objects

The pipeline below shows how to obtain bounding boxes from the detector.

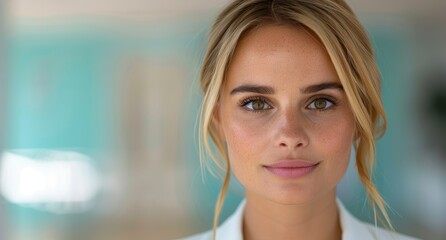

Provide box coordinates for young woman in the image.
[184,0,419,239]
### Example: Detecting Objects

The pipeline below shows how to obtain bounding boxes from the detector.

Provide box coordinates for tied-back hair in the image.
[197,0,390,239]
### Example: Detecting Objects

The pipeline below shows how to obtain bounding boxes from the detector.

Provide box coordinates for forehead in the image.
[225,24,339,90]
[238,24,323,57]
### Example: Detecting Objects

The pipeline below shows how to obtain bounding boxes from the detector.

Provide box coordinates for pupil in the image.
[315,99,327,109]
[253,100,264,110]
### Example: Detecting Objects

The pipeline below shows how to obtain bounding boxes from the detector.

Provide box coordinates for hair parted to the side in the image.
[198,0,390,239]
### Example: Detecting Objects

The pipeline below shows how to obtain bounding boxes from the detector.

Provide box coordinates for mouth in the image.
[263,160,319,179]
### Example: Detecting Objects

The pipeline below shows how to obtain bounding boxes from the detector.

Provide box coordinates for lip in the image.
[263,160,319,179]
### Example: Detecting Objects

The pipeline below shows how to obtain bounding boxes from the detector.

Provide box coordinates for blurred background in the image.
[0,0,445,239]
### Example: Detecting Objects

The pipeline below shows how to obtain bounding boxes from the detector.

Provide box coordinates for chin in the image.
[260,185,336,206]
[257,189,317,205]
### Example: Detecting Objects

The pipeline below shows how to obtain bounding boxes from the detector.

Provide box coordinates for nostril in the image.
[279,142,304,148]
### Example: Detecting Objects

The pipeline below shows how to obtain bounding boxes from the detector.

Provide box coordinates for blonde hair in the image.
[198,0,390,238]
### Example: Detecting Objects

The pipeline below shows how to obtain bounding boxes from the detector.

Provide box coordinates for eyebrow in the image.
[301,82,344,94]
[230,84,274,95]
[230,82,343,95]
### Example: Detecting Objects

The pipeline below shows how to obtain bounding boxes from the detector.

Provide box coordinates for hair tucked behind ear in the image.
[198,1,391,239]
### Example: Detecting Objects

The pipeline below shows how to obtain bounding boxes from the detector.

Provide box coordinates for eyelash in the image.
[307,96,338,111]
[238,95,338,112]
[238,96,273,113]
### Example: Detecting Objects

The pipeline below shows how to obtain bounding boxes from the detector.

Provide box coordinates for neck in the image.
[243,192,341,240]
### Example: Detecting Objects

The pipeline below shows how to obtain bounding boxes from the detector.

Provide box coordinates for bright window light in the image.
[0,149,99,213]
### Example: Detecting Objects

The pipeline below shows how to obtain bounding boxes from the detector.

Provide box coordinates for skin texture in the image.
[214,24,356,240]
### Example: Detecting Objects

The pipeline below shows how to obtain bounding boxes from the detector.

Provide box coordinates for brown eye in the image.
[314,99,327,109]
[241,97,272,111]
[252,99,265,110]
[307,98,335,110]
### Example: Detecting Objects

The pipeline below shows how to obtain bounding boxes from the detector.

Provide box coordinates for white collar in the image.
[337,198,377,240]
[210,198,417,240]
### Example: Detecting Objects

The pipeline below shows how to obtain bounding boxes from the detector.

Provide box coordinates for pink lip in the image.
[264,160,319,179]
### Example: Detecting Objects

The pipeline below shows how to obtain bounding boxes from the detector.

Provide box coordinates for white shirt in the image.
[181,199,420,240]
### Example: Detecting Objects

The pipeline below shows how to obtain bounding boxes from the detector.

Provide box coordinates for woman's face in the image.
[214,24,356,205]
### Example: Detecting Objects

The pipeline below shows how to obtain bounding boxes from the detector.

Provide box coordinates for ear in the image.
[212,101,226,141]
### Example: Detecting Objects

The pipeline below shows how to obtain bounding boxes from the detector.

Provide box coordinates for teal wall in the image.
[5,31,115,151]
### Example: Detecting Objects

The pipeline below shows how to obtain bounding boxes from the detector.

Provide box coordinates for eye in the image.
[307,97,336,111]
[240,97,272,111]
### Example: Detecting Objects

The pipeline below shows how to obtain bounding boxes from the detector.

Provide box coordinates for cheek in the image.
[317,115,355,176]
[224,117,267,160]
[221,112,272,180]
[324,120,354,151]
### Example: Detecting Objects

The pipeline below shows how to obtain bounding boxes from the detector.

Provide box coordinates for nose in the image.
[275,109,309,150]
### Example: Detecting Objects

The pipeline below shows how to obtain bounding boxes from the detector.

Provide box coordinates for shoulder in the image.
[337,199,420,240]
[178,200,245,240]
